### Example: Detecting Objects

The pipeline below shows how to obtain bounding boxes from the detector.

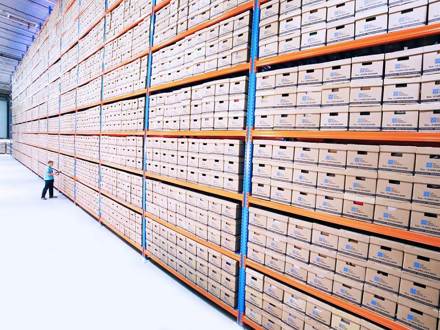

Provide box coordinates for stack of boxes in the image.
[100,136,143,170]
[76,106,101,132]
[59,113,75,132]
[146,138,244,192]
[101,97,145,132]
[76,78,102,108]
[59,155,75,178]
[252,140,440,237]
[101,166,143,208]
[78,19,105,62]
[76,159,100,189]
[75,136,99,161]
[61,1,79,53]
[255,44,440,131]
[246,206,440,328]
[76,182,100,216]
[101,196,143,245]
[149,77,248,131]
[146,217,239,308]
[151,11,251,86]
[79,0,105,38]
[258,0,434,57]
[145,179,242,252]
[59,135,75,155]
[78,50,103,86]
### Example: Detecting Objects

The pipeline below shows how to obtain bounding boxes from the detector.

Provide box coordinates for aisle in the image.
[0,155,241,330]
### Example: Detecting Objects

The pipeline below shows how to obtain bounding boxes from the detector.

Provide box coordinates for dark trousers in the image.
[41,180,54,198]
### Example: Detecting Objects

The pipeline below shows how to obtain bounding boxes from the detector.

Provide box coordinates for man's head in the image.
[48,161,54,166]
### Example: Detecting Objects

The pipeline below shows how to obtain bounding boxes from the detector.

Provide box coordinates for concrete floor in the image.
[0,155,241,330]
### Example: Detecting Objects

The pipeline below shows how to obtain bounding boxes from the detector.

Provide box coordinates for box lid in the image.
[420,102,440,111]
[397,296,439,317]
[421,73,440,83]
[354,5,388,19]
[367,260,403,276]
[404,244,440,260]
[401,270,440,289]
[352,53,385,64]
[389,0,428,14]
[294,141,321,149]
[378,170,414,182]
[297,84,322,92]
[290,217,314,229]
[411,202,440,212]
[296,106,322,114]
[307,264,335,279]
[334,273,364,289]
[382,103,420,111]
[302,22,327,33]
[322,58,352,68]
[316,166,347,175]
[380,145,417,153]
[375,196,412,210]
[327,17,355,28]
[369,236,405,250]
[344,192,376,204]
[293,163,318,171]
[339,229,370,242]
[385,46,425,60]
[280,8,301,20]
[413,174,440,184]
[322,82,351,89]
[336,252,368,266]
[292,183,317,194]
[331,308,361,325]
[320,105,350,114]
[345,168,378,178]
[286,236,311,249]
[350,78,383,87]
[310,244,337,257]
[279,30,301,39]
[349,105,382,112]
[302,2,328,12]
[364,283,399,301]
[312,222,340,235]
[299,62,325,71]
[316,188,344,198]
[384,76,421,85]
[327,0,354,6]
[423,44,440,53]
[345,143,379,152]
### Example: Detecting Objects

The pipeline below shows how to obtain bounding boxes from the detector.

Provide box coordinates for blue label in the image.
[414,261,421,269]
[431,117,438,124]
[377,251,384,257]
[424,191,431,198]
[343,267,349,273]
[374,275,380,282]
[371,299,377,306]
[384,212,390,219]
[427,162,433,168]
[388,159,395,165]
[351,206,358,212]
[386,186,392,192]
[433,88,440,95]
[393,91,401,97]
[392,117,398,124]
[410,287,417,295]
[407,313,414,321]
[436,58,440,64]
[421,219,428,225]
[345,243,352,250]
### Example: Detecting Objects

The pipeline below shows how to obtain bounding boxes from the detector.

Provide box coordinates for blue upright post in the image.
[142,1,157,252]
[237,0,260,324]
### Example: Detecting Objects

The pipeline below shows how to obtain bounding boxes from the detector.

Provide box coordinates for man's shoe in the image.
[50,196,58,199]
[41,197,47,200]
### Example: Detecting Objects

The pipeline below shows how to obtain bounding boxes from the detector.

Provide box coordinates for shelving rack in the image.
[10,0,440,329]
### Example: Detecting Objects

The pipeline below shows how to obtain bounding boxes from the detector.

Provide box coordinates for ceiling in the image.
[0,0,55,95]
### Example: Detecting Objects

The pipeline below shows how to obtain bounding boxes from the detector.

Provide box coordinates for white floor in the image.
[0,155,242,330]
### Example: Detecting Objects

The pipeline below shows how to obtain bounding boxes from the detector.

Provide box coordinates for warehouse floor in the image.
[0,155,241,330]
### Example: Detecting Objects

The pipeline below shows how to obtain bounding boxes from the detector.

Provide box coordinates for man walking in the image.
[41,160,59,200]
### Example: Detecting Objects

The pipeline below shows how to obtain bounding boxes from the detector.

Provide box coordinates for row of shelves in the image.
[14,141,440,250]
[15,130,440,143]
[12,152,418,330]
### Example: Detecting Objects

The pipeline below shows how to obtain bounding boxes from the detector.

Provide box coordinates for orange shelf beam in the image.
[153,0,170,13]
[105,14,150,46]
[99,160,144,176]
[257,23,440,67]
[249,196,440,248]
[101,217,143,252]
[106,0,124,13]
[145,211,240,261]
[149,63,250,92]
[71,131,99,135]
[152,1,253,52]
[242,316,263,330]
[101,89,148,105]
[245,259,409,330]
[148,253,239,317]
[76,100,102,112]
[75,154,100,164]
[101,190,143,214]
[145,130,246,138]
[100,130,145,136]
[103,49,150,75]
[252,130,440,143]
[145,171,244,201]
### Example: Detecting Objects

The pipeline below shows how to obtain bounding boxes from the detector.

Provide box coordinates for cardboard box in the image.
[382,104,419,131]
[262,310,284,330]
[396,296,439,330]
[298,63,324,85]
[316,189,344,214]
[410,203,440,236]
[428,0,440,23]
[403,244,440,280]
[304,316,329,330]
[294,142,320,164]
[264,277,286,301]
[338,229,370,259]
[246,286,264,308]
[291,184,316,209]
[349,105,382,131]
[278,31,301,54]
[366,260,402,292]
[327,0,355,21]
[421,73,440,102]
[270,179,293,204]
[285,256,309,282]
[413,174,440,207]
[248,242,266,264]
[317,166,346,191]
[346,144,379,170]
[302,4,327,26]
[307,264,334,293]
[351,53,384,79]
[297,85,322,107]
[374,197,411,228]
[415,146,440,176]
[275,67,298,87]
[354,6,388,39]
[305,297,332,326]
[266,231,287,254]
[343,193,375,221]
[292,164,318,187]
[383,77,421,103]
[246,303,263,325]
[419,102,440,130]
[282,304,305,329]
[388,0,428,32]
[355,0,387,12]
[311,223,339,250]
[331,309,362,330]
[288,218,313,242]
[376,171,413,201]
[310,244,337,271]
[301,23,327,49]
[400,271,440,306]
[272,141,295,161]
[385,47,424,77]
[369,237,405,268]
[279,10,301,34]
[323,59,352,83]
[283,285,307,313]
[260,0,280,20]
[259,36,278,58]
[362,283,398,318]
[423,44,440,74]
[262,294,283,318]
[345,169,377,196]
[333,273,364,304]
[266,212,289,235]
[379,145,416,173]
[336,253,367,282]
[349,78,383,104]
[286,238,311,263]
[252,177,271,199]
[296,107,321,129]
[326,17,355,44]
[265,249,286,273]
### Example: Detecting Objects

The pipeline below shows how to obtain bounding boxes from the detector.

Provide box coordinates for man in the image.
[41,160,59,200]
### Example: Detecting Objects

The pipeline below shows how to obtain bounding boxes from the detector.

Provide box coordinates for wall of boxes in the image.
[10,0,440,329]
